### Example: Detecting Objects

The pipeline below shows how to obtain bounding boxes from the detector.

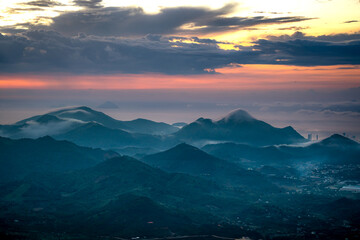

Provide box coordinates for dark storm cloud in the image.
[0,30,248,74]
[0,22,37,34]
[252,38,360,66]
[0,4,312,37]
[259,32,360,65]
[49,4,235,36]
[16,4,309,37]
[20,0,64,7]
[0,30,359,74]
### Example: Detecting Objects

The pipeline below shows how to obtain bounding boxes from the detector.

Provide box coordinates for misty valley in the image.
[0,106,359,240]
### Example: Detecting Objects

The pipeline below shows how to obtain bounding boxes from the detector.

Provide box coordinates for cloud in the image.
[192,15,312,34]
[344,20,359,24]
[48,4,236,36]
[0,30,360,74]
[253,33,360,66]
[0,1,64,23]
[18,119,78,138]
[257,100,360,113]
[277,26,309,31]
[19,0,64,7]
[73,0,103,9]
[267,31,360,42]
[3,4,311,37]
[7,7,46,13]
[294,109,360,122]
[0,30,242,74]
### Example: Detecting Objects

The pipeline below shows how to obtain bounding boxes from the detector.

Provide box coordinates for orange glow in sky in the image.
[1,65,359,90]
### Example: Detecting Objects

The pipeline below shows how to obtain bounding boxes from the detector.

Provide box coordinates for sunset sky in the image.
[0,0,359,138]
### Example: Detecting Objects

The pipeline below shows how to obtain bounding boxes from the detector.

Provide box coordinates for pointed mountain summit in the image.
[218,109,256,123]
[318,134,359,147]
[175,109,306,146]
[141,143,274,189]
[141,143,226,175]
[276,133,360,166]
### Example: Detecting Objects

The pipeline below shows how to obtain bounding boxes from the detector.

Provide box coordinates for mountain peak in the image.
[173,142,199,151]
[195,117,213,124]
[220,109,256,123]
[36,114,63,124]
[144,143,212,162]
[320,134,358,146]
[72,106,96,113]
[53,106,95,114]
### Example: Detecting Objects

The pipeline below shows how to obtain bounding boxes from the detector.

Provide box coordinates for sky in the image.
[0,0,359,139]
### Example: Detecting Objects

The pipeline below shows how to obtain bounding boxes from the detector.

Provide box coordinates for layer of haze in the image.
[1,87,359,140]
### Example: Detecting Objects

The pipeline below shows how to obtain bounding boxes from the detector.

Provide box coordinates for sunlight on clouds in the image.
[169,38,239,51]
[217,43,240,51]
[103,0,227,13]
[214,0,360,42]
[180,23,209,31]
[0,0,359,43]
[104,0,360,43]
[0,0,79,29]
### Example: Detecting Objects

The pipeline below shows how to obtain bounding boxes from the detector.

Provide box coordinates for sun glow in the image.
[1,65,359,90]
[1,0,359,42]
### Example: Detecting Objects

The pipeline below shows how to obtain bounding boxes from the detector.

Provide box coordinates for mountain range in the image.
[2,106,178,137]
[0,106,359,239]
[0,137,261,238]
[0,106,307,152]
